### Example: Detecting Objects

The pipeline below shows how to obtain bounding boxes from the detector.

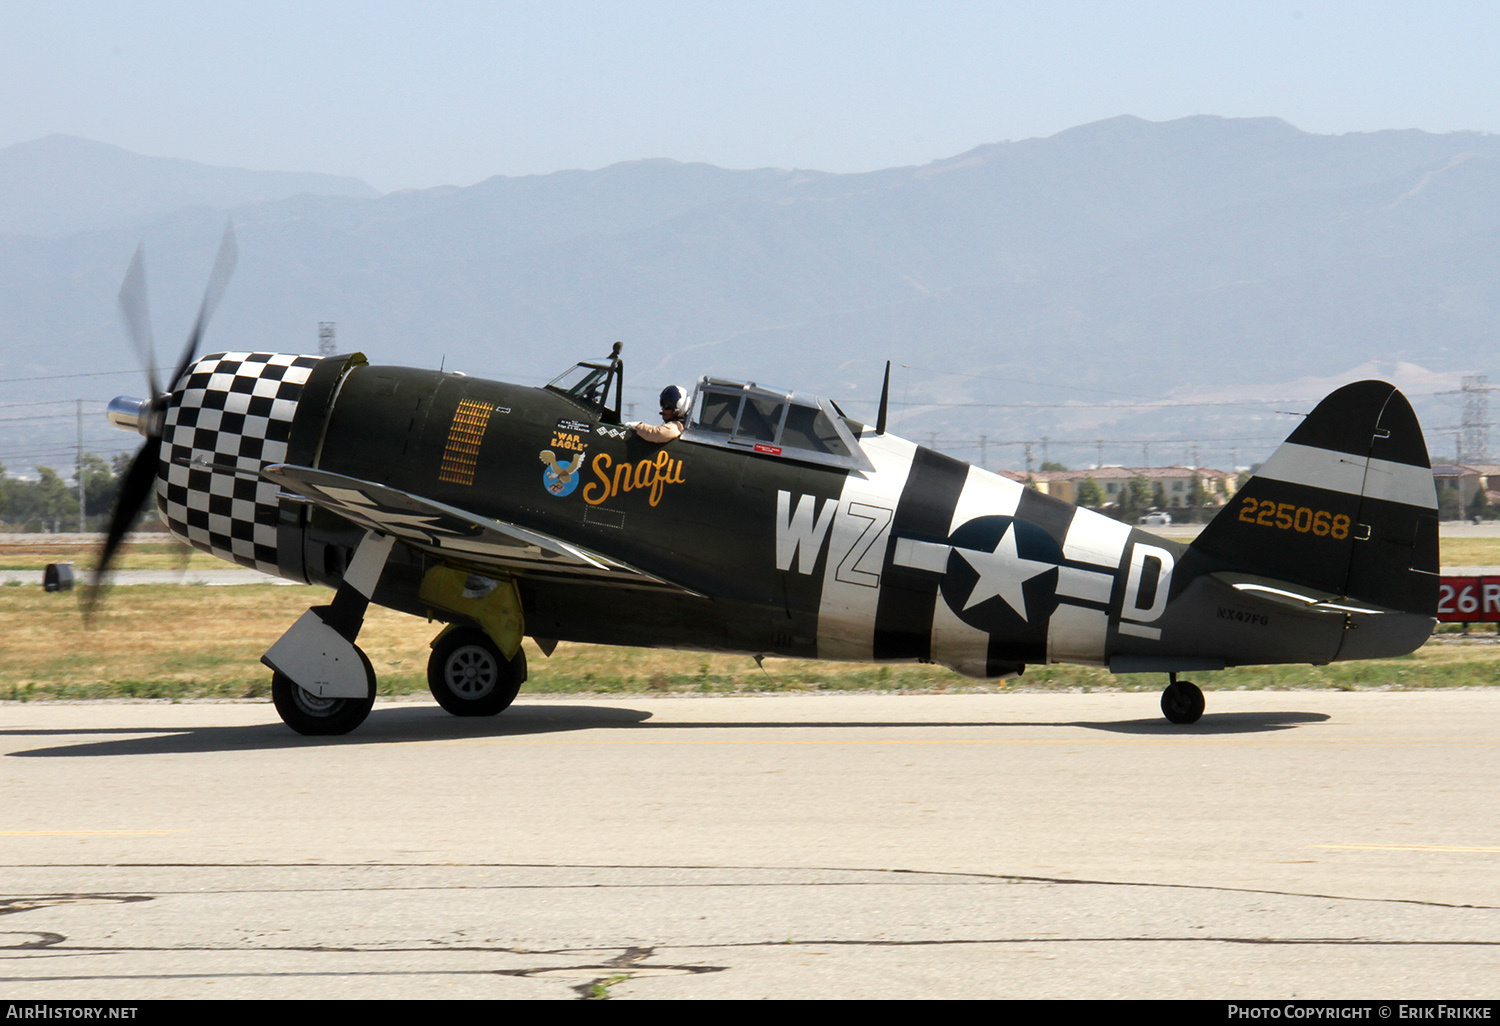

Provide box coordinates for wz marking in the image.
[776,491,892,587]
[776,492,835,574]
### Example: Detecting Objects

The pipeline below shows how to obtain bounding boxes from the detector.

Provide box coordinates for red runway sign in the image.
[1436,576,1500,622]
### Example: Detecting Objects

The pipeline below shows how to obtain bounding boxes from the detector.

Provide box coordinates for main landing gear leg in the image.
[1160,672,1205,725]
[263,531,395,736]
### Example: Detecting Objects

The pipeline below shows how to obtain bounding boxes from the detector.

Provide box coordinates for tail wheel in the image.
[428,627,526,716]
[1161,680,1205,725]
[270,646,376,736]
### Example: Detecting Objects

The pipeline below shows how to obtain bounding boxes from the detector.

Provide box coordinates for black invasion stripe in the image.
[873,447,969,660]
[1015,488,1077,549]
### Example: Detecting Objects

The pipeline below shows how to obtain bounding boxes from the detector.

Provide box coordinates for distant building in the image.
[1017,466,1234,510]
[1432,463,1500,517]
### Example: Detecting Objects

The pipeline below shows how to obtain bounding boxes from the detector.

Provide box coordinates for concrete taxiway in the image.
[1,690,1498,999]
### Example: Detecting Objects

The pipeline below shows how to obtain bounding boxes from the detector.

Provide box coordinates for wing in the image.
[262,463,703,596]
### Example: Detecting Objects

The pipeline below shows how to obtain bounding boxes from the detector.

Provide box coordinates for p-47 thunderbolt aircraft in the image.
[98,228,1439,734]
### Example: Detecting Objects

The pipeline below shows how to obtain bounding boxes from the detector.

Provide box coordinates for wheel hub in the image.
[291,687,340,715]
[446,645,498,698]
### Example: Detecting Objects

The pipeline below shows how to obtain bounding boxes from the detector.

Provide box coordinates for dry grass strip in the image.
[2,582,1499,702]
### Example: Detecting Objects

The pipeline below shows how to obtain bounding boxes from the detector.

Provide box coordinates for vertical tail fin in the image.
[1191,380,1438,615]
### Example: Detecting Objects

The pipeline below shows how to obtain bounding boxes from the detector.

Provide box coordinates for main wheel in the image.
[270,646,376,736]
[428,627,526,716]
[1161,680,1205,724]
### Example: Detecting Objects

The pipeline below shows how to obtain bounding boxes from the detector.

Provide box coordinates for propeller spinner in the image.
[90,222,239,612]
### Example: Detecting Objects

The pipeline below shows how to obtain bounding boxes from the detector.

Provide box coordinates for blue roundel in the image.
[939,515,1062,634]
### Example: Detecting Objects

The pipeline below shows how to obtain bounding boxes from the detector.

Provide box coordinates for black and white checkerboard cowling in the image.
[156,352,322,575]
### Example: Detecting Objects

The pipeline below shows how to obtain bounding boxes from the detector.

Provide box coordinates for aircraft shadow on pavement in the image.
[1,703,654,758]
[3,705,1327,757]
[608,711,1328,735]
[1069,711,1330,734]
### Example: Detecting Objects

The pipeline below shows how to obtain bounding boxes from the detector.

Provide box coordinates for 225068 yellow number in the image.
[1237,497,1350,539]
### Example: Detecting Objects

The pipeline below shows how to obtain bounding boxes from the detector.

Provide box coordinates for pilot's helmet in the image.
[660,384,691,420]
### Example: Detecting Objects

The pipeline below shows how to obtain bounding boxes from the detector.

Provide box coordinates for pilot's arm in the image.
[630,419,683,443]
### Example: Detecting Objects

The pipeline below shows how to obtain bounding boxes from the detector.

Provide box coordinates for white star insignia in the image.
[955,525,1055,621]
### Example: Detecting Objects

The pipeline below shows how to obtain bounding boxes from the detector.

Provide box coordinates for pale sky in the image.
[3,0,1499,192]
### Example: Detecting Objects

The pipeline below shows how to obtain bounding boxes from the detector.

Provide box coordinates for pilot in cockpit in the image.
[629,384,690,443]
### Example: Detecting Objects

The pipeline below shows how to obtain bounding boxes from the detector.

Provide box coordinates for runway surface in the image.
[2,690,1498,1000]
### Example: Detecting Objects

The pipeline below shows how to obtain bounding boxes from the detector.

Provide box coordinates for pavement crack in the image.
[0,895,152,917]
[606,946,653,967]
[0,932,65,949]
[3,862,1491,912]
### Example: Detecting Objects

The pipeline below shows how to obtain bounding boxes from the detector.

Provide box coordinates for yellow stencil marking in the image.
[439,399,493,485]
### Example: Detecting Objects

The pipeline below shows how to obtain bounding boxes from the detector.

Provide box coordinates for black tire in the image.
[1161,680,1205,725]
[427,627,526,716]
[270,646,376,736]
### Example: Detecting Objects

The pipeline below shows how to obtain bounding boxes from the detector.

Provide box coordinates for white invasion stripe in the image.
[343,532,395,597]
[921,464,1029,674]
[929,587,993,678]
[892,538,951,573]
[1056,566,1114,604]
[817,432,918,662]
[1062,508,1132,568]
[1360,456,1439,509]
[947,464,1024,533]
[322,486,375,507]
[1256,442,1437,509]
[1047,604,1110,665]
[1117,621,1162,640]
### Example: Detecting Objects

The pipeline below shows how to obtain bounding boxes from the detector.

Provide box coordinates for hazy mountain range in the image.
[3,117,1499,476]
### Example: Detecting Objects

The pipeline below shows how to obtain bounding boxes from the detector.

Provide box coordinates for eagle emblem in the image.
[539,450,586,496]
